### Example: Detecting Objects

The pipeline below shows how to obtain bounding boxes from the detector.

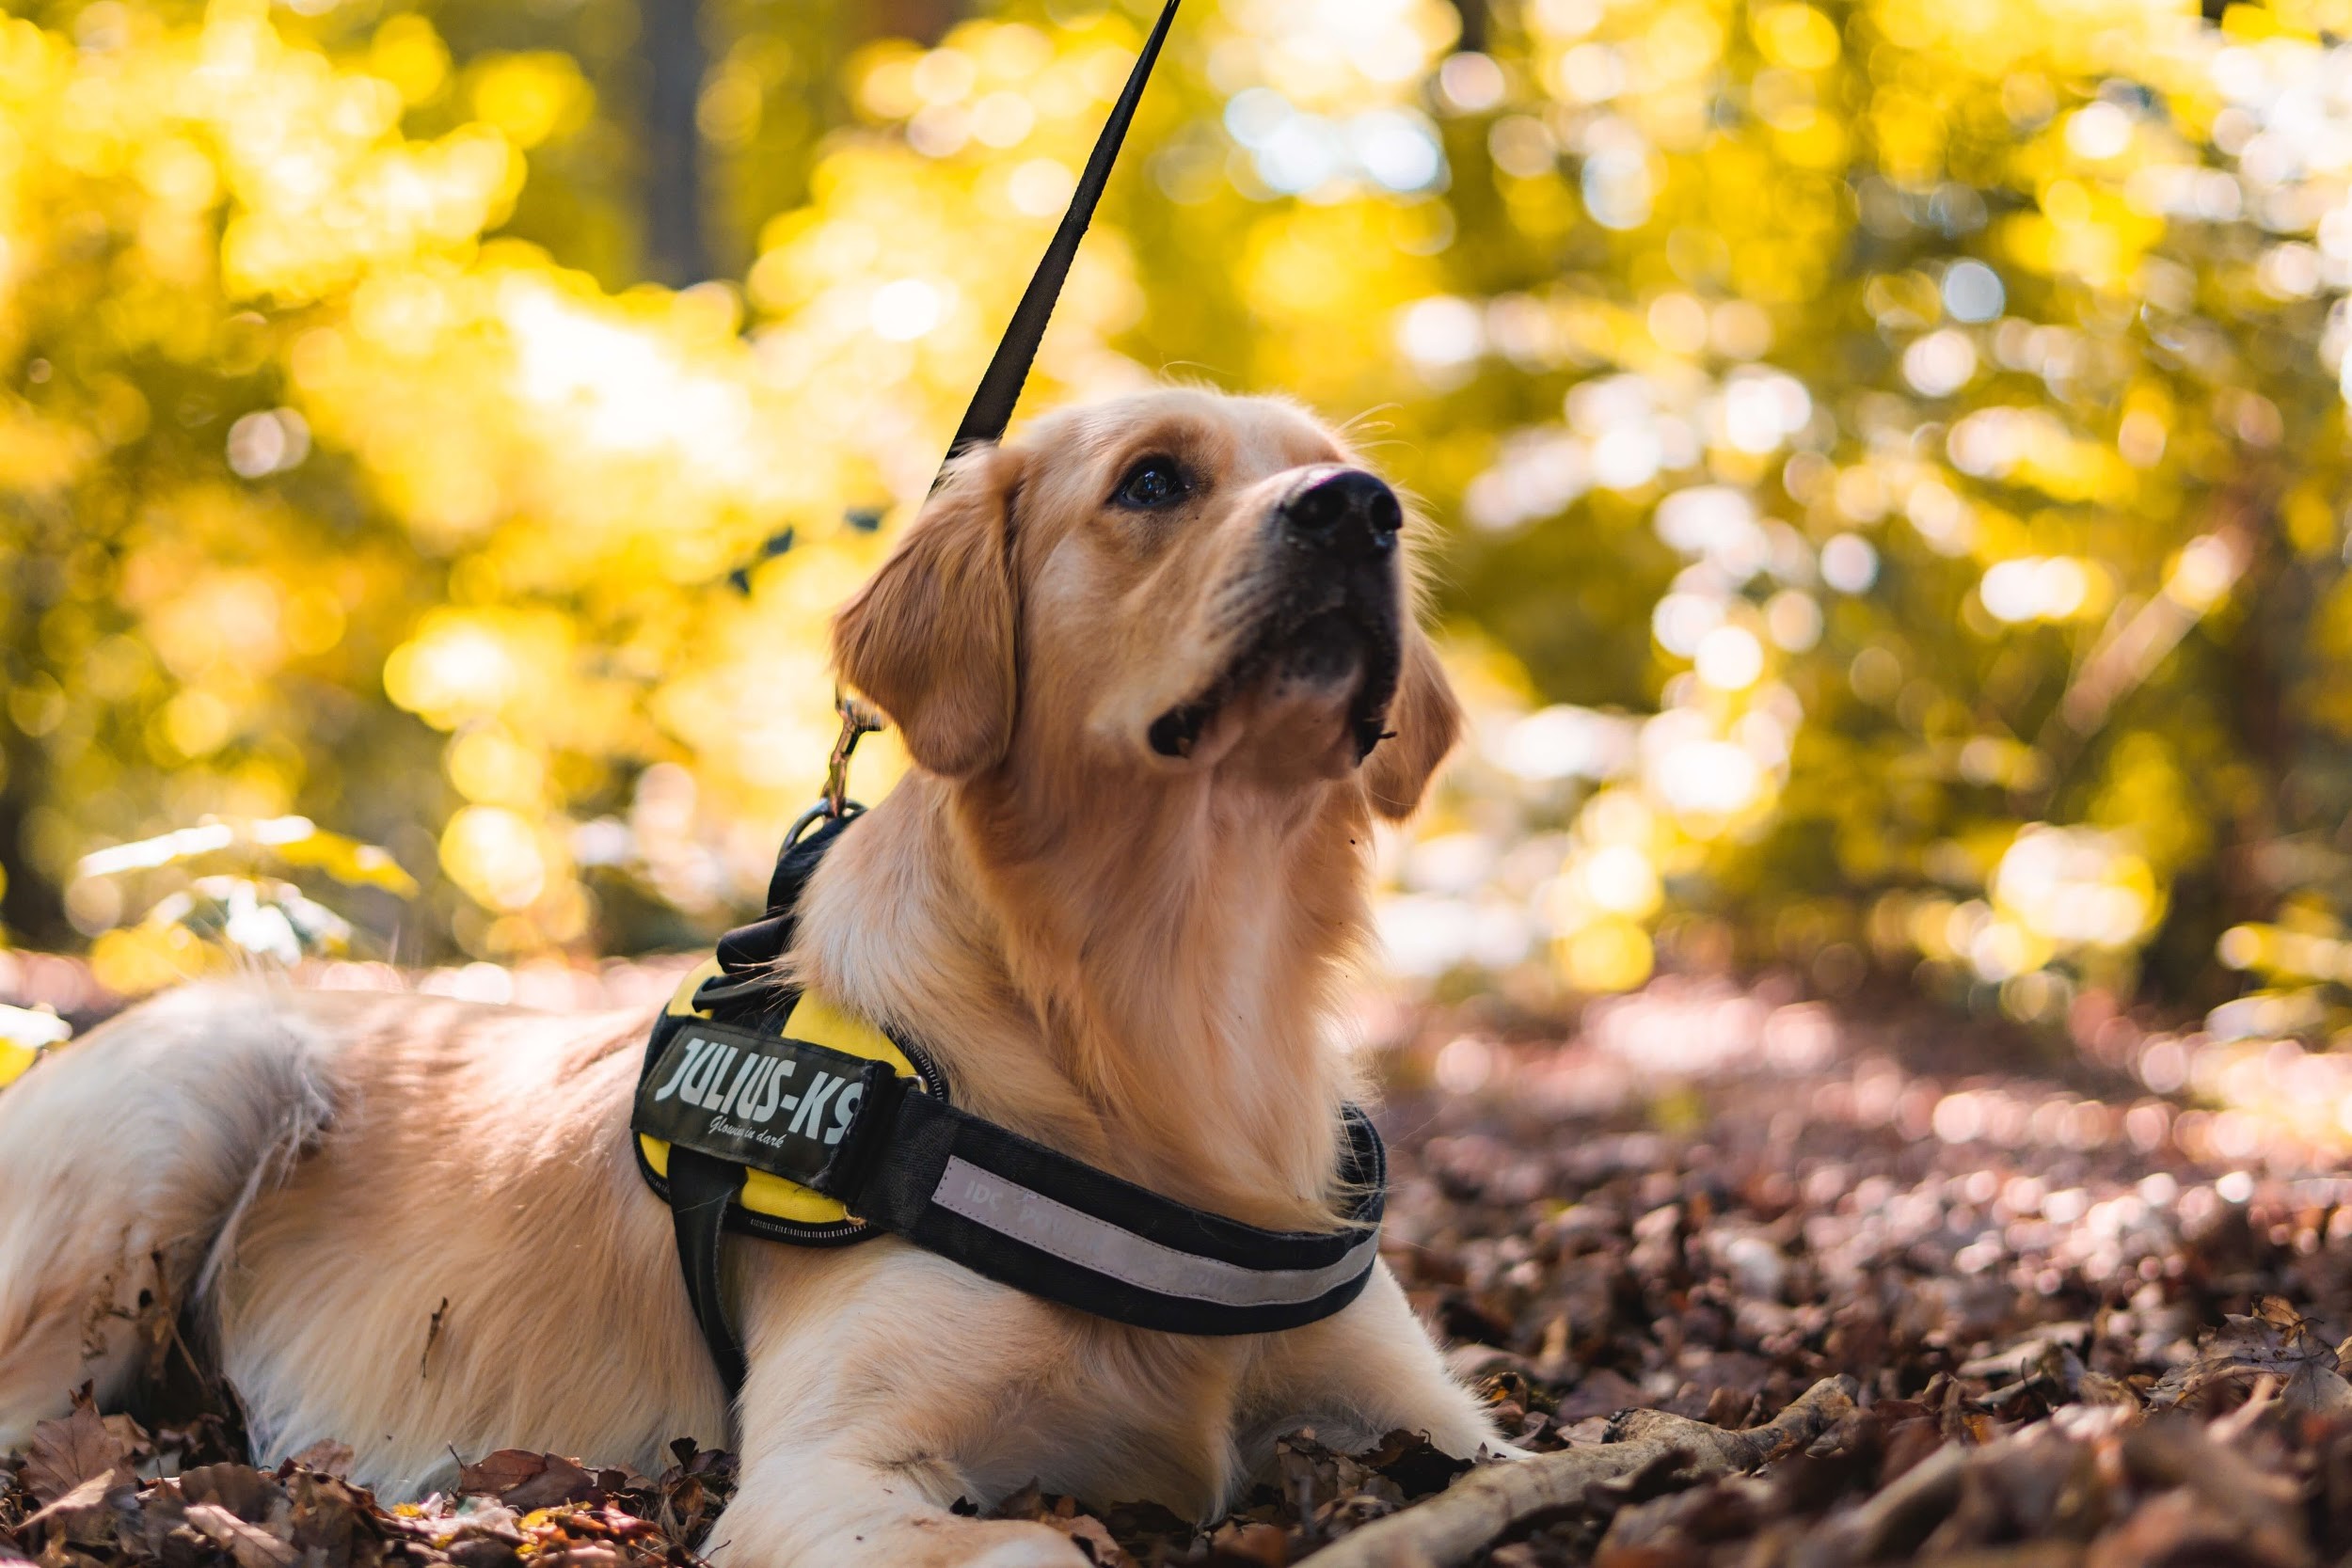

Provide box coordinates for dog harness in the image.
[630,810,1389,1396]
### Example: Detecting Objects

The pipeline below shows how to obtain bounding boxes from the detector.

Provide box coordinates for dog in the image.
[0,386,1501,1566]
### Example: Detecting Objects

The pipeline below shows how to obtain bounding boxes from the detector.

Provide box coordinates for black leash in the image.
[942,0,1181,471]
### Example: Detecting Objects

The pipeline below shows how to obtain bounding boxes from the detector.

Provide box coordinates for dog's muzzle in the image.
[1147,467,1407,764]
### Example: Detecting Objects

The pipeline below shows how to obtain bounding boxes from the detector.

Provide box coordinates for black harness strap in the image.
[845,1090,1386,1337]
[663,1145,750,1395]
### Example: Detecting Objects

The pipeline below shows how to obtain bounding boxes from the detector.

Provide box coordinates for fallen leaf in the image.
[289,1439,357,1480]
[181,1462,283,1522]
[510,1456,601,1511]
[21,1406,130,1505]
[444,1539,522,1568]
[2082,1487,2260,1568]
[1559,1370,1651,1422]
[2149,1300,2352,1418]
[284,1469,371,1563]
[1359,1429,1475,1499]
[13,1472,119,1545]
[457,1449,599,1512]
[1205,1519,1287,1566]
[457,1450,551,1497]
[187,1501,299,1568]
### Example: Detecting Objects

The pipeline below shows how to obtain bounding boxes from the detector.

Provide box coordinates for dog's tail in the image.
[0,981,331,1449]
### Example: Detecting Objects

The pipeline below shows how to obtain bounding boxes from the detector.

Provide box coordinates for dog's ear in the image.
[1363,626,1461,820]
[833,447,1022,778]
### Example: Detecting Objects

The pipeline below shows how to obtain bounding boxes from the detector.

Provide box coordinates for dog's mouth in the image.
[1148,586,1402,766]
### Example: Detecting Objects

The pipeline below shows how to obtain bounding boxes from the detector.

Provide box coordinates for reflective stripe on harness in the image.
[838,1086,1387,1337]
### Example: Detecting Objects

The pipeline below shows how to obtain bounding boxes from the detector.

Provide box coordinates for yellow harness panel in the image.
[0,1039,37,1090]
[635,958,920,1226]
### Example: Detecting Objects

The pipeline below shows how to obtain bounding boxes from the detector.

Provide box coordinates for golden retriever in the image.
[0,387,1500,1566]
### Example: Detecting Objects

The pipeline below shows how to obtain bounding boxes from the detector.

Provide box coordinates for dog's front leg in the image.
[1238,1260,1514,1471]
[704,1446,1087,1568]
[701,1251,1091,1568]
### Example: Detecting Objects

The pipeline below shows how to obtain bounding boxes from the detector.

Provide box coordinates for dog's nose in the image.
[1280,469,1401,561]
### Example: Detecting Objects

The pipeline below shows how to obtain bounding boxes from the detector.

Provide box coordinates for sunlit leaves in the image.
[0,999,68,1087]
[86,874,354,991]
[64,816,407,991]
[1377,0,2352,1025]
[75,815,416,895]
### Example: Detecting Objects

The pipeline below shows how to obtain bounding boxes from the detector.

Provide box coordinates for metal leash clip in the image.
[785,689,884,848]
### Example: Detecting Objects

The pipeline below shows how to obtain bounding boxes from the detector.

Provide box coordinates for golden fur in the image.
[0,388,1500,1567]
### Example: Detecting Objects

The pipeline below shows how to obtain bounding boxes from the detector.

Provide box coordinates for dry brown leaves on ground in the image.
[8,981,2352,1564]
[0,1399,735,1568]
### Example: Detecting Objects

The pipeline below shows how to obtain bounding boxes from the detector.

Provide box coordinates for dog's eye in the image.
[1112,456,1186,510]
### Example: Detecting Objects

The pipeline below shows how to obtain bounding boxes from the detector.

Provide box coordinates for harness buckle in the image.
[822,689,883,816]
[786,689,885,848]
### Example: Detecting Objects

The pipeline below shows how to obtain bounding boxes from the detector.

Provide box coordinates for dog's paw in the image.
[948,1520,1093,1568]
[708,1514,1090,1568]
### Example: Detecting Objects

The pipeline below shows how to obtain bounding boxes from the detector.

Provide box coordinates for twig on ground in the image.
[1789,1439,1966,1567]
[1302,1375,1860,1567]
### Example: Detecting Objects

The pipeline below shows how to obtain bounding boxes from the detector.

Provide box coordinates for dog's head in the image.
[832,388,1460,821]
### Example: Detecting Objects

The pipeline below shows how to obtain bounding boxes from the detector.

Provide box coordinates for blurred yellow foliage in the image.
[2,0,2352,1051]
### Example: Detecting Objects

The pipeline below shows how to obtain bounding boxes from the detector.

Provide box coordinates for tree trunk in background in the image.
[870,0,964,46]
[0,745,66,950]
[642,0,710,286]
[1451,0,1486,53]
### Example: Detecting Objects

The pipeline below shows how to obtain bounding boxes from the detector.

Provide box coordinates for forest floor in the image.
[5,967,2350,1566]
